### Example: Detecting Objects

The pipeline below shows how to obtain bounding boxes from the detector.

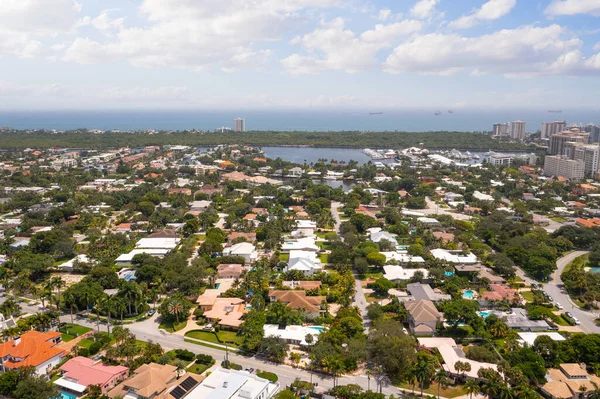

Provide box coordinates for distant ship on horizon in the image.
[548,110,562,113]
[448,110,454,114]
[369,112,383,115]
[434,111,442,116]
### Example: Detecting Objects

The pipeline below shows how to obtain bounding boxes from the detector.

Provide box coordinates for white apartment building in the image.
[541,121,567,139]
[573,144,600,178]
[187,368,279,399]
[234,118,246,132]
[489,153,513,167]
[510,121,526,141]
[492,123,509,137]
[543,155,585,180]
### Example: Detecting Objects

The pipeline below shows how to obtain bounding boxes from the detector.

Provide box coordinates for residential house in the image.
[286,251,323,277]
[186,368,279,399]
[478,284,520,305]
[294,220,317,238]
[0,314,16,332]
[430,248,478,264]
[280,237,319,253]
[380,251,425,265]
[107,363,203,399]
[55,357,129,397]
[263,325,321,346]
[368,228,398,246]
[202,298,247,330]
[405,300,442,335]
[222,242,258,263]
[504,308,551,331]
[227,232,257,245]
[541,364,600,399]
[383,265,429,283]
[216,264,247,279]
[406,283,451,302]
[268,290,326,319]
[0,330,65,376]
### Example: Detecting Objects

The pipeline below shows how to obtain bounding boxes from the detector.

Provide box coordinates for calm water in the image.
[0,109,597,132]
[262,146,371,165]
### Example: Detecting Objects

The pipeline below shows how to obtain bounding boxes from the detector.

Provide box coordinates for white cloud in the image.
[449,0,516,29]
[379,9,392,21]
[61,0,340,71]
[0,0,81,57]
[90,10,125,33]
[384,24,600,77]
[594,42,600,51]
[410,0,439,19]
[545,0,600,16]
[282,18,422,74]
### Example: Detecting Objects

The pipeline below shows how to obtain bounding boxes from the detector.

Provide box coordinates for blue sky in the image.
[1,0,599,110]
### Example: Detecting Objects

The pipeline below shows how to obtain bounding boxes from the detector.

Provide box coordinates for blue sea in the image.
[0,109,598,132]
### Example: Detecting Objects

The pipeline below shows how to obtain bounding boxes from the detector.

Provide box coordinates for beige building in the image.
[541,363,600,399]
[541,121,567,139]
[405,300,442,335]
[573,144,600,178]
[549,130,590,155]
[510,120,526,141]
[544,155,585,180]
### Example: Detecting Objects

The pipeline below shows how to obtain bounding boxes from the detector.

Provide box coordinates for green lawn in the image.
[398,383,467,398]
[319,254,328,264]
[78,339,94,348]
[188,363,211,375]
[521,291,534,302]
[62,323,92,336]
[159,320,188,333]
[185,330,243,346]
[279,253,290,262]
[551,217,568,223]
[315,242,331,250]
[61,333,76,342]
[257,371,278,382]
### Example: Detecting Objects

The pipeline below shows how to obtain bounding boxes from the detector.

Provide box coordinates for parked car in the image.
[147,309,156,317]
[572,317,581,325]
[566,312,573,318]
[203,324,213,331]
[245,368,255,373]
[555,302,563,310]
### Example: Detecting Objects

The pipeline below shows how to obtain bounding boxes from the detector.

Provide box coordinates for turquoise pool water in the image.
[478,311,491,318]
[445,271,455,277]
[591,267,600,273]
[463,290,475,299]
[309,326,325,331]
[60,392,77,399]
[215,283,221,289]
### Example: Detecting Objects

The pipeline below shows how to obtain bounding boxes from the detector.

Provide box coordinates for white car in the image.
[572,317,580,325]
[555,302,563,310]
[203,324,213,331]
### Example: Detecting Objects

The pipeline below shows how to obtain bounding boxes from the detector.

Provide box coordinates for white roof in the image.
[224,242,256,256]
[263,324,322,345]
[186,368,277,399]
[473,191,494,201]
[418,337,497,379]
[58,254,91,269]
[430,248,478,264]
[381,251,425,264]
[296,220,317,229]
[135,237,180,250]
[370,230,398,244]
[417,217,439,224]
[518,332,566,347]
[383,265,429,281]
[54,377,87,393]
[281,237,319,252]
[115,248,170,262]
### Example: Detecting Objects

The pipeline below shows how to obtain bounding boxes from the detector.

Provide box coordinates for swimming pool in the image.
[444,271,455,277]
[309,326,325,331]
[462,290,476,299]
[60,392,77,399]
[478,311,490,318]
[591,267,600,273]
[215,283,221,289]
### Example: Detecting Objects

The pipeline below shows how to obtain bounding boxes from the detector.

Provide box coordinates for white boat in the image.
[473,155,480,159]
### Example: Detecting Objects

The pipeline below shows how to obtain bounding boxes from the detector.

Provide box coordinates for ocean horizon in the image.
[0,109,597,132]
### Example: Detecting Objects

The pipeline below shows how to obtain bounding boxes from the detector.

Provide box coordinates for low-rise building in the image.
[217,264,247,279]
[222,242,258,263]
[263,324,322,346]
[0,330,65,376]
[186,368,279,399]
[383,265,429,282]
[541,364,600,399]
[405,300,442,335]
[55,357,129,396]
[268,290,326,319]
[286,250,323,276]
[430,248,478,264]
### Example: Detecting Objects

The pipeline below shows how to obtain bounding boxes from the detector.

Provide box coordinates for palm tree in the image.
[119,282,142,316]
[174,359,187,379]
[167,298,185,325]
[415,357,437,397]
[98,296,114,335]
[113,296,127,324]
[0,298,20,318]
[464,379,479,399]
[63,291,78,325]
[50,276,65,310]
[434,369,447,399]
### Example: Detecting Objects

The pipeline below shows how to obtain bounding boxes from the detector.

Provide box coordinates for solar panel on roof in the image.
[170,387,186,399]
[180,376,197,391]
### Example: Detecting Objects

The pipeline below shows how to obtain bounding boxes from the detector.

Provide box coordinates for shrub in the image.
[257,370,279,382]
[89,342,102,355]
[221,361,243,370]
[174,349,195,361]
[196,354,214,365]
[78,348,90,357]
[193,307,204,318]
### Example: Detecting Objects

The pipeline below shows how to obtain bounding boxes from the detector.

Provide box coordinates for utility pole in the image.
[224,343,229,368]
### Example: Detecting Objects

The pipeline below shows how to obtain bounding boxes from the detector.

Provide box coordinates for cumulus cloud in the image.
[545,0,600,16]
[410,0,440,19]
[282,18,422,74]
[60,0,339,71]
[379,9,392,21]
[0,0,81,57]
[384,24,600,77]
[449,0,517,29]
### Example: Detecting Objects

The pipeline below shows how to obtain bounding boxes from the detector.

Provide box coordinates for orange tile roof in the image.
[268,290,325,313]
[576,218,600,228]
[0,330,64,369]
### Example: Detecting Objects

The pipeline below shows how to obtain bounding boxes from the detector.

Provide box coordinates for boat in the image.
[448,110,454,114]
[434,111,442,116]
[369,112,383,115]
[548,110,562,113]
[473,154,480,159]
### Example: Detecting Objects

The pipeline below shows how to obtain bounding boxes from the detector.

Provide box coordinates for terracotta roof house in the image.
[268,290,326,319]
[107,363,203,399]
[576,218,600,228]
[55,356,129,395]
[202,298,248,329]
[541,364,600,399]
[0,330,65,376]
[405,300,442,335]
[217,264,246,279]
[432,231,455,244]
[478,284,520,304]
[227,232,257,245]
[281,281,323,290]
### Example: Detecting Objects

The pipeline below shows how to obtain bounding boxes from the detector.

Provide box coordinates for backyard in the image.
[185,330,243,347]
[60,323,92,342]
